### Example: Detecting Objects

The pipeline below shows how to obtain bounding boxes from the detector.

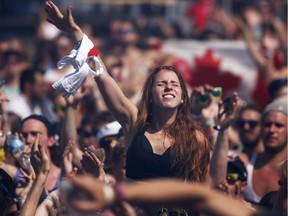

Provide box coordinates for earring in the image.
[181,99,184,103]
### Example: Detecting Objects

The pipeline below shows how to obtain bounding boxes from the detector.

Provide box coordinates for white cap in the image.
[96,121,122,142]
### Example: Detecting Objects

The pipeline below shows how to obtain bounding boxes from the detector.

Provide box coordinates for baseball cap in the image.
[96,121,122,143]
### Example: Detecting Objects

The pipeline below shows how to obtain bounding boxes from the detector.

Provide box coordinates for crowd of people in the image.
[0,0,287,216]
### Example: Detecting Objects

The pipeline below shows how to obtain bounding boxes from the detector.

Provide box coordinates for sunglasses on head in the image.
[236,120,259,129]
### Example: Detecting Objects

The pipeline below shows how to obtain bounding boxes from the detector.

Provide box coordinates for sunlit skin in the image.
[151,70,183,111]
[262,111,287,152]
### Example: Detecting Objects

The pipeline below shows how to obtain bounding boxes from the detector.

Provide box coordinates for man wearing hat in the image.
[96,121,122,171]
[243,96,287,204]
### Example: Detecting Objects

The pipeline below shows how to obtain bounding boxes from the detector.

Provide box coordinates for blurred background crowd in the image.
[0,0,287,215]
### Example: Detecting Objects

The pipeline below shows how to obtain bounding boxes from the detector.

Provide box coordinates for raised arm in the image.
[209,93,241,187]
[19,134,50,216]
[45,1,138,139]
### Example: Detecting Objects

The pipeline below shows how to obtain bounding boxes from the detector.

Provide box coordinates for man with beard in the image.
[243,97,287,204]
[235,104,264,165]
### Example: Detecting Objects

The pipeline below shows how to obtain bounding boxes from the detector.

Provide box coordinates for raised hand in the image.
[81,150,106,181]
[15,168,34,200]
[30,134,50,178]
[216,92,244,130]
[44,1,83,41]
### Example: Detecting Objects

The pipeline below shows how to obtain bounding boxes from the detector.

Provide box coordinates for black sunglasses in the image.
[82,131,95,138]
[21,131,41,139]
[53,105,66,113]
[236,120,259,129]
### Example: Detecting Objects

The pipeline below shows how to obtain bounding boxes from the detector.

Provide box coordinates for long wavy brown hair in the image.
[135,66,211,182]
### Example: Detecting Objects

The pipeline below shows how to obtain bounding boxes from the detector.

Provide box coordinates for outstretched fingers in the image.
[32,133,41,157]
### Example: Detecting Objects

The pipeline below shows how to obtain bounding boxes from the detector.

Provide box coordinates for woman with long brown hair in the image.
[45,1,211,183]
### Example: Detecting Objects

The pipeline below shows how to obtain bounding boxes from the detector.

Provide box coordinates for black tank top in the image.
[126,130,176,180]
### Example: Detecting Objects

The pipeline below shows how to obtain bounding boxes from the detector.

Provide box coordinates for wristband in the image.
[45,196,54,205]
[88,47,99,57]
[113,184,126,203]
[18,196,27,201]
[206,119,215,126]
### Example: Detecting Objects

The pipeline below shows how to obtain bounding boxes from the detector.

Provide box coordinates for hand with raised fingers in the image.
[15,168,34,200]
[30,133,50,178]
[81,150,106,181]
[44,1,83,41]
[216,92,242,130]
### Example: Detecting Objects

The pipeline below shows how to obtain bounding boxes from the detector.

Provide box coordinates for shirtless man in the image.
[243,97,287,203]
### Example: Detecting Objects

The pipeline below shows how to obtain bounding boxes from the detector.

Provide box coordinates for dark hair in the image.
[21,114,54,137]
[0,168,15,196]
[20,68,44,94]
[259,191,278,210]
[0,168,15,214]
[237,103,263,117]
[268,78,287,100]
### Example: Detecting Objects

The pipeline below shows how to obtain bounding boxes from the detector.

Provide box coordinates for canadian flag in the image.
[162,40,269,108]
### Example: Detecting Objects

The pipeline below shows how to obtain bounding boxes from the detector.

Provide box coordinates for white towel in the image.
[52,34,103,99]
[52,63,90,99]
[87,56,104,78]
[57,34,94,71]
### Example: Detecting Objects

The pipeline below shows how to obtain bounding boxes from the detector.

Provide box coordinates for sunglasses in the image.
[236,120,259,129]
[21,131,40,139]
[54,105,66,113]
[226,173,239,184]
[82,131,95,138]
[196,87,222,105]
